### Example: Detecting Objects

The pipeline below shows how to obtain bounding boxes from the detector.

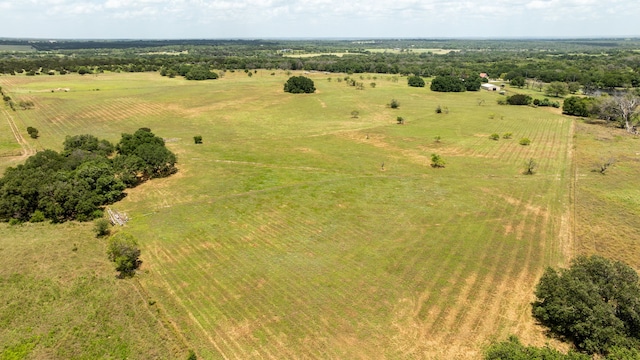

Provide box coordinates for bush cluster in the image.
[26,126,39,139]
[506,94,532,105]
[0,128,177,223]
[407,75,425,87]
[563,96,598,117]
[533,98,560,108]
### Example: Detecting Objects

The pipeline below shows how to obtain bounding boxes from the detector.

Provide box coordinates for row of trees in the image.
[563,94,640,132]
[0,128,177,223]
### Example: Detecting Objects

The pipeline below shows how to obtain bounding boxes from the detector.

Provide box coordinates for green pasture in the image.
[282,52,358,58]
[366,48,457,54]
[0,223,184,359]
[1,71,576,358]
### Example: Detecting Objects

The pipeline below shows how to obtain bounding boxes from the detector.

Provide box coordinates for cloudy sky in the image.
[0,0,638,39]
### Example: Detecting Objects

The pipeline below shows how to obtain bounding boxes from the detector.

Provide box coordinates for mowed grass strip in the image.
[1,71,573,359]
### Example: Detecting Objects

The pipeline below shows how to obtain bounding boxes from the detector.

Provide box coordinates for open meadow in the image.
[1,70,637,359]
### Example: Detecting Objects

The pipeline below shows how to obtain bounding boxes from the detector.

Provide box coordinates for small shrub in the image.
[523,158,537,175]
[430,153,445,168]
[594,158,615,174]
[187,350,197,360]
[519,138,531,146]
[434,135,441,143]
[389,99,400,109]
[29,210,45,223]
[8,218,21,226]
[489,133,500,141]
[193,135,203,144]
[94,218,111,237]
[351,110,359,118]
[435,105,443,114]
[370,82,376,88]
[107,233,141,277]
[396,116,404,125]
[502,132,512,139]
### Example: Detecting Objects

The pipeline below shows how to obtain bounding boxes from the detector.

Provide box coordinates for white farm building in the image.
[481,83,499,91]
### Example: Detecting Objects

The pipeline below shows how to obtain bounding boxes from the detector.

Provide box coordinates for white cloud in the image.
[1,0,638,38]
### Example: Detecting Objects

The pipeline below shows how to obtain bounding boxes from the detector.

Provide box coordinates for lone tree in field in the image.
[532,255,640,355]
[407,75,425,87]
[107,232,141,278]
[284,76,316,94]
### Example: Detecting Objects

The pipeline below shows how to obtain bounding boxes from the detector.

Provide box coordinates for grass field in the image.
[573,122,640,269]
[0,45,36,52]
[0,223,185,359]
[0,71,634,359]
[366,48,458,55]
[282,52,361,58]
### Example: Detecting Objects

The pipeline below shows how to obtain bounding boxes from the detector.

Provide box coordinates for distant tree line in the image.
[2,39,640,92]
[0,128,177,223]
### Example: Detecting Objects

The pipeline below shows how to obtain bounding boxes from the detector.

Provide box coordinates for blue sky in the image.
[1,0,638,39]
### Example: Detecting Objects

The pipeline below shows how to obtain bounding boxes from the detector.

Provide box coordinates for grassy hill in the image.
[1,71,637,359]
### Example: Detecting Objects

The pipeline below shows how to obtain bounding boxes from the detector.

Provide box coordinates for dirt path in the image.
[1,105,36,160]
